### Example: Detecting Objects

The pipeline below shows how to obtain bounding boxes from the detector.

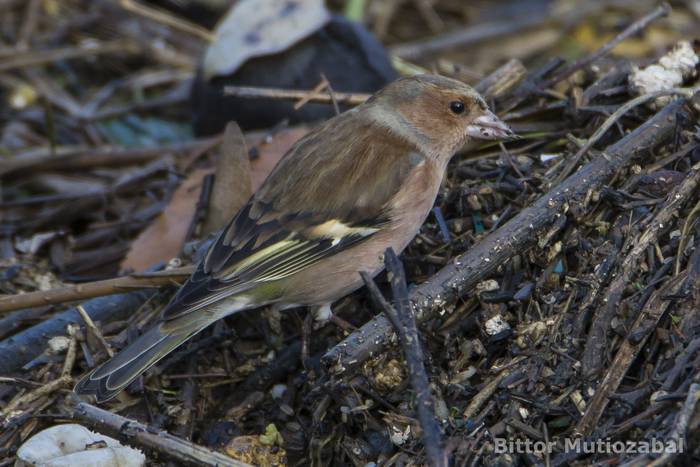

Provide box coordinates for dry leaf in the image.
[203,122,251,234]
[203,0,330,79]
[121,168,210,272]
[204,125,310,233]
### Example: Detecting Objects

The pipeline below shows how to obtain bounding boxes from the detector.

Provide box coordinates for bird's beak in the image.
[466,110,517,140]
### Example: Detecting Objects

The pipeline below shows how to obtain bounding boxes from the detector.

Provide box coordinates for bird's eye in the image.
[449,101,465,114]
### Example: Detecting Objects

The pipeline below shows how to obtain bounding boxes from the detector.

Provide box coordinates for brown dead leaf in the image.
[203,122,251,235]
[121,168,210,272]
[204,125,310,234]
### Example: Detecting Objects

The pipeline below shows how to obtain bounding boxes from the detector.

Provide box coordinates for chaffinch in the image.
[75,74,515,402]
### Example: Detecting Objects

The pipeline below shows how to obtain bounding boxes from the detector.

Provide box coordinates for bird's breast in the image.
[386,158,444,243]
[275,158,444,306]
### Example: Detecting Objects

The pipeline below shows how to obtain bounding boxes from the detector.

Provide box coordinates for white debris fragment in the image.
[270,384,287,400]
[539,153,561,163]
[449,366,477,385]
[519,407,530,420]
[15,232,58,255]
[15,424,145,467]
[312,303,333,324]
[476,279,500,294]
[9,84,37,110]
[166,257,182,269]
[47,336,71,354]
[630,41,699,108]
[389,424,411,446]
[484,315,511,336]
[650,390,669,404]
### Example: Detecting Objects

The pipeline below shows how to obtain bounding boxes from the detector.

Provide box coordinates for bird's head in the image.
[365,74,515,162]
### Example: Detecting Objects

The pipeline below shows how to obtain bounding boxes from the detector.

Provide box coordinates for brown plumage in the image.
[75,74,515,402]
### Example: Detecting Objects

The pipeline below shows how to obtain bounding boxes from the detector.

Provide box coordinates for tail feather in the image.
[75,289,255,402]
[74,322,208,403]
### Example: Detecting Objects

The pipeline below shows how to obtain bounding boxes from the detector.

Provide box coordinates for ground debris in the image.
[2,1,700,466]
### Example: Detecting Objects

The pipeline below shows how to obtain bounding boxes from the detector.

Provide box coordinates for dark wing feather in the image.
[161,201,384,321]
[160,111,419,321]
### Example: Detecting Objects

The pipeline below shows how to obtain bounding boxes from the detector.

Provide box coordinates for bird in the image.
[75,74,516,402]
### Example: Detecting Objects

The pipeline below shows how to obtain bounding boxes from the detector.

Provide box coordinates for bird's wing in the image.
[160,112,419,322]
[160,201,386,321]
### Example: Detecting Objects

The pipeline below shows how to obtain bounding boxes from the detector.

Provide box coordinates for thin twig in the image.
[390,15,546,59]
[76,305,114,358]
[553,87,698,185]
[293,77,330,111]
[321,73,341,115]
[541,3,671,89]
[119,0,213,41]
[412,0,444,33]
[0,40,136,72]
[61,324,78,378]
[362,250,447,467]
[224,85,370,106]
[384,248,447,467]
[0,266,193,314]
[360,271,402,333]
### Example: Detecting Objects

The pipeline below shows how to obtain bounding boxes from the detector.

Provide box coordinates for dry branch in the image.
[0,267,192,314]
[473,58,527,99]
[361,250,446,466]
[645,383,700,467]
[0,137,220,180]
[71,401,251,466]
[0,40,135,72]
[119,0,212,41]
[389,15,546,60]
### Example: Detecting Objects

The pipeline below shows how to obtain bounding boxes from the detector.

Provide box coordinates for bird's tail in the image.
[74,317,214,403]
